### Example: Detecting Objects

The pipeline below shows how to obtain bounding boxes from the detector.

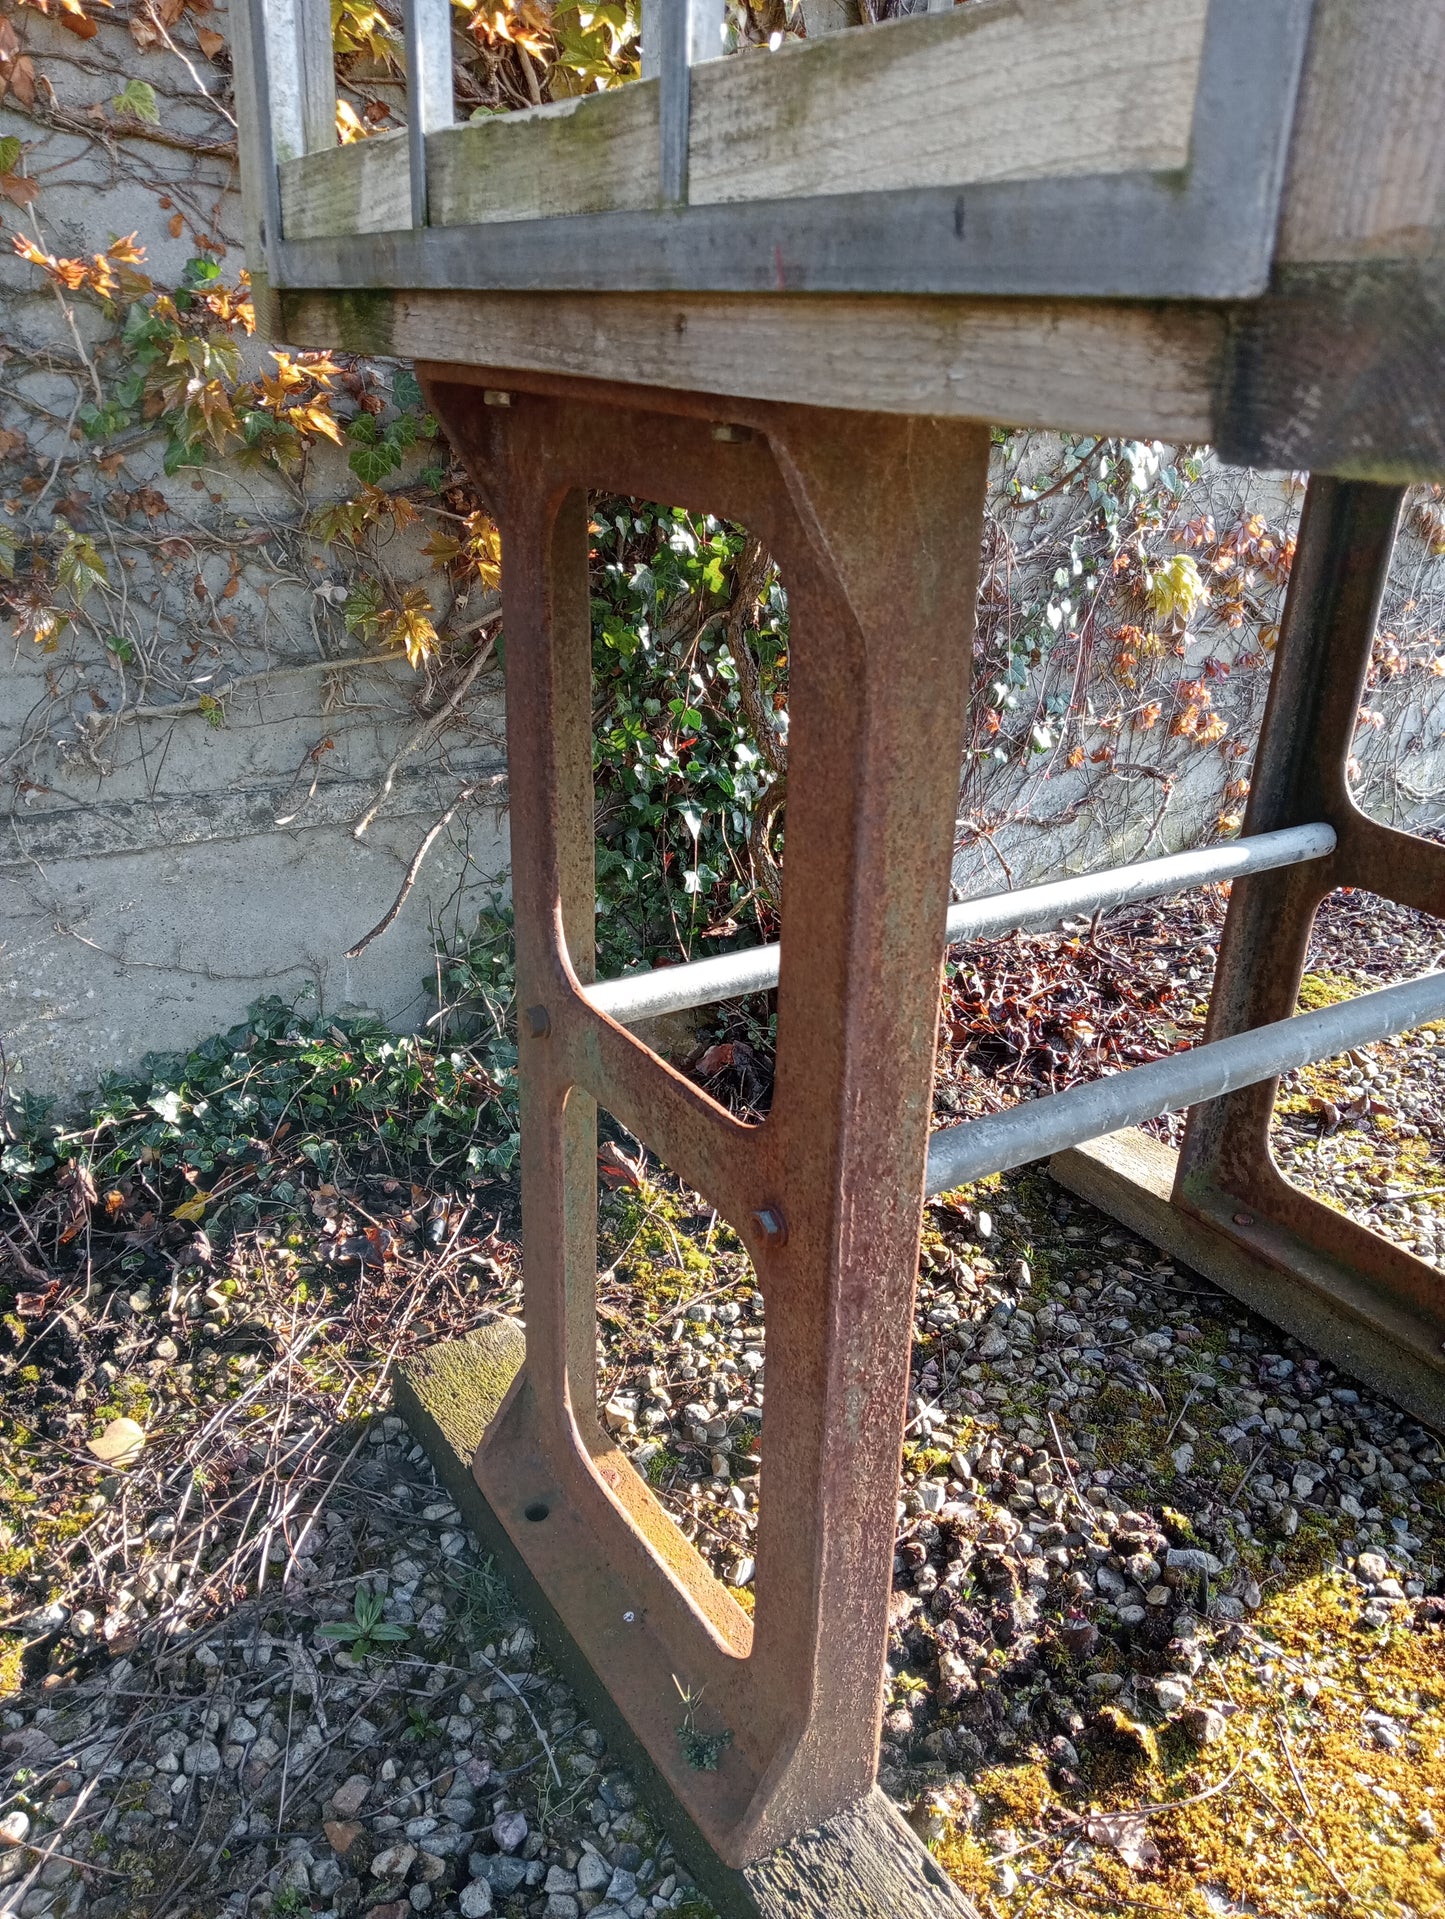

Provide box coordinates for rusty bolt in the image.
[524,1004,551,1039]
[752,1206,788,1248]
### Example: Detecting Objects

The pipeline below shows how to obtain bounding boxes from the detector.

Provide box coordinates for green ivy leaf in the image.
[391,367,423,410]
[55,520,109,603]
[163,438,204,477]
[348,441,402,485]
[343,577,385,637]
[113,80,161,124]
[0,136,21,176]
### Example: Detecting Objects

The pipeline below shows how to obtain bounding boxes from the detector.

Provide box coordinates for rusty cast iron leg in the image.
[1170,476,1445,1399]
[420,368,990,1865]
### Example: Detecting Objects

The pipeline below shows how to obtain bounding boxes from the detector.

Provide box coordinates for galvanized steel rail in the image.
[924,967,1445,1193]
[586,822,1337,1025]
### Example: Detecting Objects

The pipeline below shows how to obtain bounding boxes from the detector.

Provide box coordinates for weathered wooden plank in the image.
[282,127,411,240]
[396,1323,979,1919]
[261,0,334,162]
[687,0,1206,206]
[1218,261,1445,482]
[433,75,660,226]
[276,288,1223,442]
[1277,0,1445,263]
[280,0,1206,240]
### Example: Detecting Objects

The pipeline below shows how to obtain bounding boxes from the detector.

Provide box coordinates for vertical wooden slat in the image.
[800,0,861,33]
[642,0,726,205]
[641,0,727,76]
[263,0,335,160]
[230,0,282,321]
[404,0,456,225]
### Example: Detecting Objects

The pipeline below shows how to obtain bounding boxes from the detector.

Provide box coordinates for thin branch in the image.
[345,777,500,959]
[352,620,500,839]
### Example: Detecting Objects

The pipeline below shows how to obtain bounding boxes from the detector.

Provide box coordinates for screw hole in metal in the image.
[524,1501,550,1523]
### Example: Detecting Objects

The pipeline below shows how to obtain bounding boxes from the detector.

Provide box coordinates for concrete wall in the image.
[1,651,508,1098]
[0,4,510,1107]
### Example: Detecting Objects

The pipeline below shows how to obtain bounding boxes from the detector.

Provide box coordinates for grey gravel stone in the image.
[492,1810,528,1853]
[331,1775,372,1818]
[466,1852,523,1895]
[577,1852,611,1893]
[1164,1547,1223,1576]
[598,1774,638,1813]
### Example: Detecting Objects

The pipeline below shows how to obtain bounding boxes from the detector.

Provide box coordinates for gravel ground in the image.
[0,1416,709,1919]
[3,883,1444,1919]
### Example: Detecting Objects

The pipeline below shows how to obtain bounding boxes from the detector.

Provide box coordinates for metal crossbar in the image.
[924,967,1445,1193]
[586,822,1337,1025]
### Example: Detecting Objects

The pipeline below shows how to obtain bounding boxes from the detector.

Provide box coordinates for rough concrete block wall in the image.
[1,652,508,1097]
[0,3,510,1106]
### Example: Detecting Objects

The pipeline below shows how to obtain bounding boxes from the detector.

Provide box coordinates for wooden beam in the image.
[275,287,1223,442]
[1276,0,1445,264]
[684,0,1204,208]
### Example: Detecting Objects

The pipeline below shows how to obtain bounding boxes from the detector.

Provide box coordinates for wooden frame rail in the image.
[244,0,1312,300]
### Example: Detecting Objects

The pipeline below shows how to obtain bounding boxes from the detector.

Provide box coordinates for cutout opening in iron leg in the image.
[583,493,786,1094]
[1267,887,1445,1265]
[593,1108,766,1615]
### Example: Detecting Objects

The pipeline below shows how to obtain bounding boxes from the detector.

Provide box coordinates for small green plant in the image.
[455,1554,513,1638]
[674,1676,732,1772]
[317,1583,411,1658]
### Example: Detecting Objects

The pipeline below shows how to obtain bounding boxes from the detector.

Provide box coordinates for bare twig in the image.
[345,777,500,958]
[352,624,499,839]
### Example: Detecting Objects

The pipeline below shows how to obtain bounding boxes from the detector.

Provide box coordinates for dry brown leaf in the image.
[1086,1810,1160,1871]
[87,1416,146,1467]
[597,1140,645,1191]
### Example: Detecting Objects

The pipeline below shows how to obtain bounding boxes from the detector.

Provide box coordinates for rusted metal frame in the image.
[1175,475,1445,1346]
[422,371,991,1864]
